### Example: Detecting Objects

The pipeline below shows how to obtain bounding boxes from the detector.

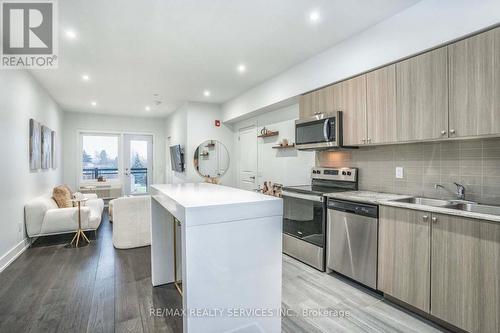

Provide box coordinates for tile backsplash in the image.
[317,138,500,205]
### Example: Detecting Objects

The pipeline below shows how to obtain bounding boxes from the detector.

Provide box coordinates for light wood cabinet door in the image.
[317,85,335,115]
[396,47,448,141]
[449,27,500,137]
[299,91,319,119]
[331,75,367,145]
[366,65,397,144]
[378,206,431,312]
[431,214,500,333]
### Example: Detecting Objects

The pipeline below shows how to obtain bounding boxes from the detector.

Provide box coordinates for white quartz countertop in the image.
[152,183,280,207]
[325,190,500,223]
[151,183,283,226]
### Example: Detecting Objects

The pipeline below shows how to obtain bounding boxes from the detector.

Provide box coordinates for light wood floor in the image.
[0,211,447,333]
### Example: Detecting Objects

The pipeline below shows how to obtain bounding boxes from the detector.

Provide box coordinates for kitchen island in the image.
[150,183,283,333]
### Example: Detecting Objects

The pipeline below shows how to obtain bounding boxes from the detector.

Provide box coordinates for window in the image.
[81,134,119,182]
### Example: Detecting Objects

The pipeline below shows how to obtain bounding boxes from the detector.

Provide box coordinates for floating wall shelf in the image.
[272,144,295,149]
[257,131,279,138]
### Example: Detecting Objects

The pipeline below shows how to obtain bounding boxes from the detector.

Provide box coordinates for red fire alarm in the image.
[215,120,221,127]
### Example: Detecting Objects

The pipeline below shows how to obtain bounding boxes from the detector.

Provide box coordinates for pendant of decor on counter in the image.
[261,181,283,198]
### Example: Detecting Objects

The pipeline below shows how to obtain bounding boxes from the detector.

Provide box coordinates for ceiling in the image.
[30,0,421,117]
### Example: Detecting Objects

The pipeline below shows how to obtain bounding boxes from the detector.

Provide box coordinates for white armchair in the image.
[111,196,151,249]
[25,193,104,238]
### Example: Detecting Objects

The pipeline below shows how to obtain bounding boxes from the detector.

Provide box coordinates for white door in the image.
[123,134,153,195]
[238,126,258,190]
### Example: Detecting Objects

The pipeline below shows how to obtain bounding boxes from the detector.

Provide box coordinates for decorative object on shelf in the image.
[194,139,230,181]
[257,130,279,138]
[281,138,288,146]
[41,125,52,169]
[97,176,106,182]
[260,127,268,135]
[29,119,41,170]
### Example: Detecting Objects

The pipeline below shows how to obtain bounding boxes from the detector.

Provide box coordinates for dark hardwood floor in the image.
[0,210,182,333]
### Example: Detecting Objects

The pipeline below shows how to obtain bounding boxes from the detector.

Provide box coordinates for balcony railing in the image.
[82,168,148,187]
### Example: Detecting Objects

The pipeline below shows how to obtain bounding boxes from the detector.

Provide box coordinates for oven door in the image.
[282,191,326,270]
[295,113,340,150]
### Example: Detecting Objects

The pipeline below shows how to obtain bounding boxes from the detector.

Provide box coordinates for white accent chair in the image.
[111,196,151,249]
[25,193,104,238]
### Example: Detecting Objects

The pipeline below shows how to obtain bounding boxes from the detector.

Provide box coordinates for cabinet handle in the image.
[450,129,456,134]
[367,138,372,143]
[422,215,429,221]
[441,130,447,135]
[431,217,438,223]
[362,138,366,143]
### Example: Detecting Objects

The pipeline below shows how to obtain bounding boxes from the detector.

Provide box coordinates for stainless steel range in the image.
[282,167,358,271]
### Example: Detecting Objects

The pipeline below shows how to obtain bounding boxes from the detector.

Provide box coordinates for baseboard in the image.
[0,238,32,273]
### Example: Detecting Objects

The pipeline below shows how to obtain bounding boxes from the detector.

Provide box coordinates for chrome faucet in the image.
[434,183,466,200]
[453,182,466,200]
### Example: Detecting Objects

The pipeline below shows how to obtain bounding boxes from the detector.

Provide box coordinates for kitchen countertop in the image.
[151,183,282,226]
[381,200,500,223]
[325,190,500,223]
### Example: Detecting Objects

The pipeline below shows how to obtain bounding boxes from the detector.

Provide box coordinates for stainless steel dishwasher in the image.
[327,198,378,289]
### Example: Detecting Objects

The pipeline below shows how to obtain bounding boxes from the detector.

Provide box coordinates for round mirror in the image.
[194,140,230,179]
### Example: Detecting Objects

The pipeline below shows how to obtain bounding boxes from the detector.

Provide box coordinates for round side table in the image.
[70,198,90,247]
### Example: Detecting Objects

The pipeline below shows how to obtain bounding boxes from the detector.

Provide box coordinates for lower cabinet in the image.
[431,213,500,333]
[379,206,500,333]
[378,206,431,312]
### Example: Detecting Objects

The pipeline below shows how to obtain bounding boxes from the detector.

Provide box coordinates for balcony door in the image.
[123,134,153,195]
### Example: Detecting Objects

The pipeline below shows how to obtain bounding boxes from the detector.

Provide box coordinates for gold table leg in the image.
[70,201,91,248]
[173,218,183,296]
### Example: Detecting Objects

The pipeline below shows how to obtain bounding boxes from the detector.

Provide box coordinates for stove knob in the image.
[342,171,347,175]
[347,171,352,176]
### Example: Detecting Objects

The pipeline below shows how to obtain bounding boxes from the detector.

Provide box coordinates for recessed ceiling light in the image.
[65,29,77,40]
[237,64,247,73]
[145,106,151,111]
[203,90,211,97]
[91,101,97,107]
[309,11,320,23]
[82,74,90,81]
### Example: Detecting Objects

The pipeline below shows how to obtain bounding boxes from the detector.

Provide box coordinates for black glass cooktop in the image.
[282,185,349,196]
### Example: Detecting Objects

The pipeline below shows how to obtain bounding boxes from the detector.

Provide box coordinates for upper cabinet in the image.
[396,47,449,142]
[299,90,319,118]
[298,27,500,146]
[449,27,500,138]
[366,65,397,144]
[332,75,367,146]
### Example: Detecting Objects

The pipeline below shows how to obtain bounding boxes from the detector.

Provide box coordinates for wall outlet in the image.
[395,167,404,179]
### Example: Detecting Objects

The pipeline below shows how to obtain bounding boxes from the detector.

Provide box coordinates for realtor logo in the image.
[1,0,58,68]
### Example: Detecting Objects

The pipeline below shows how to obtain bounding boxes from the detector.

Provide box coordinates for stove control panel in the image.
[311,167,357,182]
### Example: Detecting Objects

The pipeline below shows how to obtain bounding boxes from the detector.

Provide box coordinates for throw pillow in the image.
[53,185,72,208]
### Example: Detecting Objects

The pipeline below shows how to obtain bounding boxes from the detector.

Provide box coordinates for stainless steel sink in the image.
[392,197,454,207]
[446,203,500,215]
[391,197,500,216]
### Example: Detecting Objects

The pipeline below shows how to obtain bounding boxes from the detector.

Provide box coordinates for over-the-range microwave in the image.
[295,111,343,150]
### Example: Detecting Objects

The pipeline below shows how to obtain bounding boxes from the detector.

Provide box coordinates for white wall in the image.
[0,71,64,271]
[223,0,500,122]
[233,104,314,189]
[62,112,166,190]
[165,102,235,186]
